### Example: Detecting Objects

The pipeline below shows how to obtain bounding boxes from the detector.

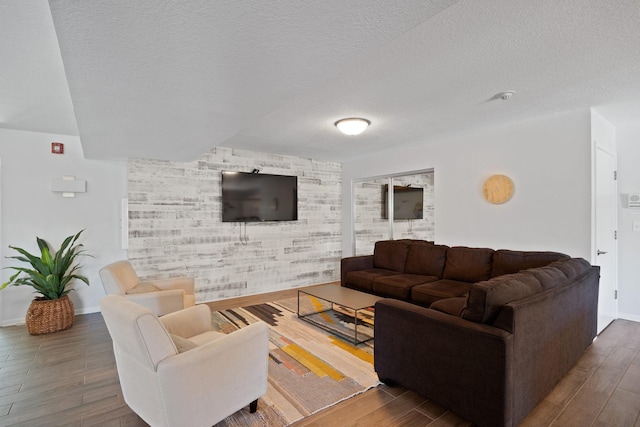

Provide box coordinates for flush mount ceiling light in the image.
[334,118,371,136]
[496,91,516,100]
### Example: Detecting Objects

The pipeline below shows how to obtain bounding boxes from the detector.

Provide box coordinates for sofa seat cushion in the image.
[372,274,440,301]
[404,244,449,277]
[373,240,410,272]
[462,273,543,324]
[491,249,569,277]
[443,246,494,283]
[344,269,400,293]
[429,296,467,317]
[411,279,474,307]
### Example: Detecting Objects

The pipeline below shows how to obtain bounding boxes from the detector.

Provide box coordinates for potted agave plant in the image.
[1,230,90,335]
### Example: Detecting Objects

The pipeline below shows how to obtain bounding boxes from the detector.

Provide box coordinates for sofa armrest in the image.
[124,290,185,316]
[340,255,374,285]
[160,304,212,338]
[142,276,195,295]
[374,299,513,427]
[157,322,269,426]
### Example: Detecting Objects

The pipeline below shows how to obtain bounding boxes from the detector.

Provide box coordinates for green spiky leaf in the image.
[1,230,91,300]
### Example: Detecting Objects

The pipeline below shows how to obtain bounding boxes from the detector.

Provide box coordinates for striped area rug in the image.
[211,296,379,426]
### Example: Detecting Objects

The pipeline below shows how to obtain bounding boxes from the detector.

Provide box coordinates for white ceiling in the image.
[2,0,640,162]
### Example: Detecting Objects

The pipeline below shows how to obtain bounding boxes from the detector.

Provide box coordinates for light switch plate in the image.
[633,220,640,232]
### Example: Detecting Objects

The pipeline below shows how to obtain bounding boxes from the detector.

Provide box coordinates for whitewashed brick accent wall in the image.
[128,147,342,302]
[354,172,434,255]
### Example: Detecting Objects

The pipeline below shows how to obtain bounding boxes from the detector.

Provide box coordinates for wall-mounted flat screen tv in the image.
[382,185,424,220]
[221,171,298,222]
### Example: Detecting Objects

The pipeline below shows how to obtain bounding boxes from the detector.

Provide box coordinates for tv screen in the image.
[221,171,298,222]
[382,185,424,220]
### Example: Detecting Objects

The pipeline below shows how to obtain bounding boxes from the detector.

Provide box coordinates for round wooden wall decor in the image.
[483,174,514,204]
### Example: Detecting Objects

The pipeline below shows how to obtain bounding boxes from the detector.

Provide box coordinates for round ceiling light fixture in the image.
[334,118,371,136]
[496,91,515,100]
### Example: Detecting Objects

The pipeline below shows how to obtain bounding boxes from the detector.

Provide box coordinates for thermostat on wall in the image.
[628,194,640,209]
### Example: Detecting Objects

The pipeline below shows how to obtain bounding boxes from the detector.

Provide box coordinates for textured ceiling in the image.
[0,1,77,136]
[2,0,640,162]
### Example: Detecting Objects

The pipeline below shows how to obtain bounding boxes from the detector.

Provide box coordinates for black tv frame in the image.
[221,171,298,222]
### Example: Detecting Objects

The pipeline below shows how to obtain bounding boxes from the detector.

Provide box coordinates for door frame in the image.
[591,139,618,331]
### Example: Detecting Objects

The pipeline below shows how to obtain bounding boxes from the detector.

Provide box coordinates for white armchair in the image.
[100,295,269,427]
[99,260,195,316]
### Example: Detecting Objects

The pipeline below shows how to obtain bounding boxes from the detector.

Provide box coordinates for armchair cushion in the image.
[170,334,199,353]
[160,304,212,337]
[126,282,161,294]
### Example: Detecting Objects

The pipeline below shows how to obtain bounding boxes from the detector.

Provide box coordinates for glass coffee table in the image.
[297,284,383,345]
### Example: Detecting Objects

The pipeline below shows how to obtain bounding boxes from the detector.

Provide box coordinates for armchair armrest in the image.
[341,255,374,285]
[157,322,269,426]
[142,276,195,295]
[124,289,184,316]
[160,304,212,338]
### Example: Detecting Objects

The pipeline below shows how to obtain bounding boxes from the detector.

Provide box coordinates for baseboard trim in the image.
[1,306,101,327]
[618,312,640,323]
[1,317,24,327]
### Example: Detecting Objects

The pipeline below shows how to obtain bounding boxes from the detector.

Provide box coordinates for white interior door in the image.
[595,147,618,333]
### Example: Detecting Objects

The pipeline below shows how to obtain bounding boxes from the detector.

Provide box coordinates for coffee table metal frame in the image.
[297,284,382,345]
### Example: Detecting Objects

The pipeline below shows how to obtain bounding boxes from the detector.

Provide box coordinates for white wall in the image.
[616,122,640,321]
[0,128,127,325]
[342,110,593,259]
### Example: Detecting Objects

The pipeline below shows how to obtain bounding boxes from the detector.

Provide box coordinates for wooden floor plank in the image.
[551,364,626,426]
[416,399,448,420]
[387,409,433,427]
[348,390,428,426]
[593,388,640,427]
[292,388,395,426]
[602,346,637,369]
[619,363,640,395]
[519,398,564,427]
[426,411,472,427]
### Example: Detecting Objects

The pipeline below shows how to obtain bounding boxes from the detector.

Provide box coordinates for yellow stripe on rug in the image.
[309,296,335,324]
[330,337,374,365]
[282,343,345,381]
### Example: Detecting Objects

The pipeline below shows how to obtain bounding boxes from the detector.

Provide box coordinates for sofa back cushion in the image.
[491,250,568,277]
[442,247,494,283]
[373,240,410,272]
[397,239,433,246]
[404,244,449,277]
[548,257,592,280]
[462,273,543,323]
[524,265,567,290]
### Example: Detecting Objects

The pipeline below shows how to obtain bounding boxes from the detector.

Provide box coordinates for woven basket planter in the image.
[25,295,74,335]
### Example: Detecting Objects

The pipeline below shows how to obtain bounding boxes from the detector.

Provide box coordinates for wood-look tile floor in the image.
[1,295,639,426]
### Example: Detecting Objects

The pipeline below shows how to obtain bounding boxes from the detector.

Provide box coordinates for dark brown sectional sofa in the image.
[341,239,600,427]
